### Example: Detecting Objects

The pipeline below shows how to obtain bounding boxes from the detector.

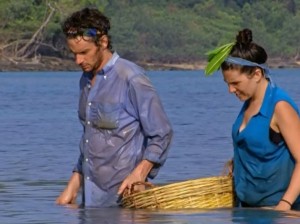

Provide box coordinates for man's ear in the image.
[99,35,108,49]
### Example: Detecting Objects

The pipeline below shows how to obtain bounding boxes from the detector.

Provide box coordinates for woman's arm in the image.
[274,101,300,210]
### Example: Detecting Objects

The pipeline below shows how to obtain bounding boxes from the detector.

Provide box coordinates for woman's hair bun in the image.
[236,28,252,45]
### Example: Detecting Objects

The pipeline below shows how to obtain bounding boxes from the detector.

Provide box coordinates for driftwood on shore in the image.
[0,56,300,72]
[0,3,62,71]
[0,56,78,72]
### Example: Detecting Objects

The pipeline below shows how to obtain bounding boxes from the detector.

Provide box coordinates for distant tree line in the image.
[0,0,299,65]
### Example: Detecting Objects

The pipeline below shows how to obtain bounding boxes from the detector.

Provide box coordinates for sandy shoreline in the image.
[0,57,299,72]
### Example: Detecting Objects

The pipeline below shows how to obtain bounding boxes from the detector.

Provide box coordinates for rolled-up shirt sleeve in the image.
[129,74,173,178]
[73,152,83,174]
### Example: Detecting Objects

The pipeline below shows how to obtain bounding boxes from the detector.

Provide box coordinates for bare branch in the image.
[16,3,56,58]
[294,48,299,61]
[0,39,29,51]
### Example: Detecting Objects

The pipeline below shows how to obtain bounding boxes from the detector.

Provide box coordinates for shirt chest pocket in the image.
[89,103,122,130]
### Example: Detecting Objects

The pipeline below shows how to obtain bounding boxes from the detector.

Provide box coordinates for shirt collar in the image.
[97,51,119,76]
[259,82,274,117]
[82,52,120,80]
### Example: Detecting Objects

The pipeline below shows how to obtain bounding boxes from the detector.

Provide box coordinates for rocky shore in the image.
[0,56,299,72]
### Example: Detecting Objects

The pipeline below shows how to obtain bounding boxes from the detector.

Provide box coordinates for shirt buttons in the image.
[85,139,89,143]
[86,176,90,180]
[87,121,91,125]
[85,158,88,162]
[88,102,92,106]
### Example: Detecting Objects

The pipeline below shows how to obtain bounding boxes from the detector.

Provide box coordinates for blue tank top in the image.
[232,82,300,207]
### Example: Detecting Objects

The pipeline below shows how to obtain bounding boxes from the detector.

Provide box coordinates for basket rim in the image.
[122,175,232,199]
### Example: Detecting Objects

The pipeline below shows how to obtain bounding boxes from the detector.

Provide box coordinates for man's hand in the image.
[118,160,154,195]
[56,172,82,205]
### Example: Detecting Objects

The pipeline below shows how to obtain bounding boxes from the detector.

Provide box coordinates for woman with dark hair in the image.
[205,29,300,210]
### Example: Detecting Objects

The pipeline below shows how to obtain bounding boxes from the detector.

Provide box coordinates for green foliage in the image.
[1,0,300,63]
[204,42,234,76]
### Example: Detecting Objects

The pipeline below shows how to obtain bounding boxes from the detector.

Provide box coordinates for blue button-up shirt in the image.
[232,83,300,207]
[73,52,173,207]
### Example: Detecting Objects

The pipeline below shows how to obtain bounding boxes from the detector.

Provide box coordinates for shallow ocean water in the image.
[1,69,300,223]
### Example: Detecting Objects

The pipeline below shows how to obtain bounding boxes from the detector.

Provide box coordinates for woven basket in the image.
[121,175,236,209]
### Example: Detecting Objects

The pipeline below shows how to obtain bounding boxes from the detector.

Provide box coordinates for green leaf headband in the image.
[204,42,234,76]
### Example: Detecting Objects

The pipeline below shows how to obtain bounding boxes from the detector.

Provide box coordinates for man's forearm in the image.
[133,159,154,180]
[67,172,82,194]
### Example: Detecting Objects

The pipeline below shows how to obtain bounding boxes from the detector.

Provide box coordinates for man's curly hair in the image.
[62,7,112,49]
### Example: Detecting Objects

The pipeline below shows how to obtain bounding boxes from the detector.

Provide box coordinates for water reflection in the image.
[73,207,300,224]
[231,208,300,224]
[77,207,158,224]
[76,207,230,224]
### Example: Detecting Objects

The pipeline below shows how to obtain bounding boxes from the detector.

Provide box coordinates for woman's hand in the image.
[274,199,292,211]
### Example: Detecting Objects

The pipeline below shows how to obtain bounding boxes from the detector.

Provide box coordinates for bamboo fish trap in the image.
[121,175,236,209]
